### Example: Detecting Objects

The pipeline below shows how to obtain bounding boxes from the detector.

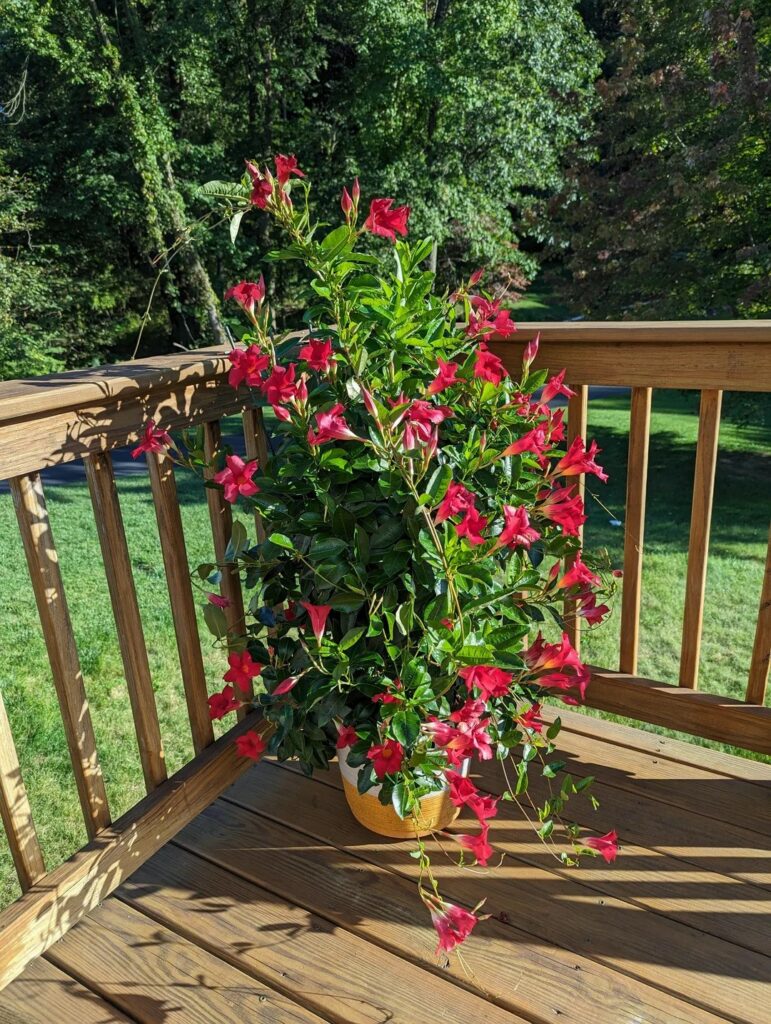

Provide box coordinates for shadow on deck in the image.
[2,710,769,1024]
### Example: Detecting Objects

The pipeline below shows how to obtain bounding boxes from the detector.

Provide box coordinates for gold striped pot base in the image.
[340,776,460,839]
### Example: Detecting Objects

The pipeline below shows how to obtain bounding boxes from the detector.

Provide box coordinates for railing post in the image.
[746,523,771,705]
[565,385,589,653]
[619,387,652,675]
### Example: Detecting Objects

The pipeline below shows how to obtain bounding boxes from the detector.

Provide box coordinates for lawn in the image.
[0,391,768,907]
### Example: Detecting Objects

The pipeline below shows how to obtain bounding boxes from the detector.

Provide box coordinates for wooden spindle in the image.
[242,406,269,543]
[85,453,166,791]
[203,421,250,709]
[0,690,46,891]
[619,387,652,674]
[565,385,589,653]
[679,389,723,689]
[146,451,214,754]
[746,523,771,705]
[10,473,110,838]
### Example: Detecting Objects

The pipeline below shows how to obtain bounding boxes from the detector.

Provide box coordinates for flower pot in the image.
[337,747,468,839]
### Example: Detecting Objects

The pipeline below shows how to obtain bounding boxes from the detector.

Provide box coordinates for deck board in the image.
[1,714,769,1024]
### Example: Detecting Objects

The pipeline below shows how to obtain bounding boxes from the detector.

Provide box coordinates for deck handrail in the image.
[0,319,769,989]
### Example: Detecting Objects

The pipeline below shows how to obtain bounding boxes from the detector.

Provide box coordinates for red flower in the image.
[553,553,601,591]
[469,268,485,286]
[401,399,452,451]
[459,666,512,700]
[427,701,494,762]
[426,358,461,396]
[501,425,550,459]
[208,685,240,720]
[578,593,610,625]
[456,507,488,545]
[446,771,478,807]
[227,344,270,388]
[540,369,575,405]
[274,154,305,186]
[213,454,259,504]
[522,332,540,370]
[367,739,404,779]
[499,505,540,551]
[307,404,362,445]
[272,676,298,696]
[547,408,565,444]
[524,632,590,701]
[336,723,359,749]
[235,730,267,761]
[435,481,477,524]
[132,422,172,459]
[341,185,353,217]
[537,484,587,537]
[585,830,619,863]
[363,198,411,241]
[372,691,402,704]
[473,343,509,385]
[517,702,544,733]
[551,436,609,483]
[206,592,231,609]
[454,824,494,866]
[467,297,516,340]
[299,337,334,373]
[245,160,273,208]
[469,792,499,822]
[223,650,263,693]
[429,899,478,953]
[224,277,265,317]
[300,601,332,642]
[261,363,300,421]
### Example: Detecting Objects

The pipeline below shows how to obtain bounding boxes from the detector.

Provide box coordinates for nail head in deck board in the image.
[84,452,166,791]
[0,713,261,991]
[119,845,525,1024]
[221,765,770,1024]
[46,898,329,1024]
[146,450,214,754]
[9,472,110,839]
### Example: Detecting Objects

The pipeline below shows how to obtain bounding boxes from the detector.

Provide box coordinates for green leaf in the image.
[424,464,453,505]
[546,717,562,740]
[391,710,421,747]
[203,603,228,639]
[229,209,246,244]
[268,533,294,550]
[339,626,365,651]
[391,781,413,819]
[538,819,555,839]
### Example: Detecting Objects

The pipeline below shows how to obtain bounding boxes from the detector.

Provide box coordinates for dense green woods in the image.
[0,1,768,378]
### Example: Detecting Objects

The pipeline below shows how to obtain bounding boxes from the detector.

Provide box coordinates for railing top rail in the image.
[1,320,769,425]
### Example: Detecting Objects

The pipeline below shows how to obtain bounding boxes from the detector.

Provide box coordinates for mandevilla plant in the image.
[138,155,620,954]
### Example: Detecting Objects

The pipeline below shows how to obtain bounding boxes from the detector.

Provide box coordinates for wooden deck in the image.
[1,711,768,1024]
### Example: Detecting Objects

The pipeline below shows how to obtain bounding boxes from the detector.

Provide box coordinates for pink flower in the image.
[401,399,452,451]
[435,481,477,524]
[307,404,362,445]
[336,723,359,749]
[501,425,550,459]
[363,198,410,241]
[235,730,267,761]
[537,484,587,537]
[227,344,270,388]
[206,593,231,609]
[467,297,516,340]
[522,332,540,370]
[300,601,332,643]
[368,739,404,779]
[245,160,273,208]
[213,454,259,504]
[459,666,512,700]
[299,337,334,373]
[540,369,575,405]
[524,632,590,701]
[454,825,494,866]
[208,685,240,720]
[272,676,298,696]
[517,702,544,733]
[261,363,300,421]
[553,553,601,591]
[585,830,619,863]
[456,507,488,545]
[224,277,265,317]
[132,422,172,459]
[429,899,478,953]
[224,650,263,693]
[473,343,509,385]
[274,154,305,186]
[499,505,540,551]
[426,359,461,396]
[578,593,610,625]
[551,436,609,483]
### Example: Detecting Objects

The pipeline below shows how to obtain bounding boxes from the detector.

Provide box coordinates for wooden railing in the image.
[0,320,769,988]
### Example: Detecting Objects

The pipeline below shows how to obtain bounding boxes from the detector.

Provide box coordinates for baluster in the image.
[146,451,214,754]
[10,473,110,837]
[242,406,269,543]
[746,524,771,705]
[0,690,46,891]
[203,421,250,711]
[565,385,589,653]
[679,389,723,689]
[619,387,652,674]
[85,453,166,791]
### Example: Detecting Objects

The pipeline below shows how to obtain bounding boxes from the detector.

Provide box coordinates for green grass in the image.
[0,392,768,907]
